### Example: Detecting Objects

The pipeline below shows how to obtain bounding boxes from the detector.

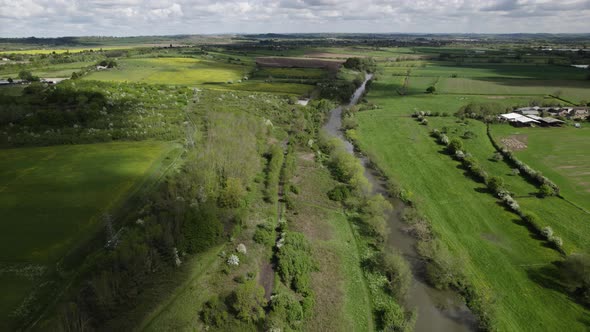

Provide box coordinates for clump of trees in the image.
[343,57,377,73]
[18,70,40,82]
[97,59,118,68]
[455,102,506,122]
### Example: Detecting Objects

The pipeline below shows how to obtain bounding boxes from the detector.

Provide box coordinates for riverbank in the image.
[323,73,477,331]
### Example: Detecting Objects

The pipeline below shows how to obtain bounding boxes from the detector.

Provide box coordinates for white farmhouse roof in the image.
[515,117,540,124]
[500,113,523,120]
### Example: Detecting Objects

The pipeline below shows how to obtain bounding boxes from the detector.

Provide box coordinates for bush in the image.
[426,86,436,93]
[218,177,246,208]
[276,232,317,295]
[327,184,352,202]
[253,223,275,247]
[418,240,467,290]
[201,296,229,327]
[268,290,304,329]
[560,254,590,305]
[538,183,554,198]
[232,280,267,322]
[447,137,464,154]
[486,176,505,195]
[378,252,412,300]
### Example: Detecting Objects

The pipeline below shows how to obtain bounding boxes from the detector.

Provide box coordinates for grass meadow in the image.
[492,124,590,213]
[83,57,248,84]
[0,141,177,329]
[355,109,590,331]
[350,56,590,330]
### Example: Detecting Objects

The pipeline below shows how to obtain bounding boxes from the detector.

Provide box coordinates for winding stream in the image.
[324,74,478,332]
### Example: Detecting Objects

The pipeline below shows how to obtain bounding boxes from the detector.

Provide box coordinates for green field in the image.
[84,57,248,84]
[254,67,328,79]
[349,54,590,330]
[0,46,134,55]
[426,117,590,254]
[210,81,313,95]
[492,125,590,213]
[355,109,590,331]
[1,61,96,79]
[0,141,177,328]
[289,151,373,331]
[438,78,590,101]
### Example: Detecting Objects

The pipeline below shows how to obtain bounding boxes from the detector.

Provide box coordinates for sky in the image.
[0,0,589,37]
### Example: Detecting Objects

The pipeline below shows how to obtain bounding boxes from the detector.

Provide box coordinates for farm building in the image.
[499,113,540,127]
[523,115,564,126]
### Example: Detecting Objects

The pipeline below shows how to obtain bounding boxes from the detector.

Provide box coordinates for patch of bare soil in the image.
[299,152,315,161]
[556,165,578,169]
[305,52,365,59]
[259,260,274,301]
[501,134,528,151]
[256,57,343,72]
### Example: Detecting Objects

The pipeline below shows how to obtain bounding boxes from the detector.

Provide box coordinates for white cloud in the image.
[0,0,588,37]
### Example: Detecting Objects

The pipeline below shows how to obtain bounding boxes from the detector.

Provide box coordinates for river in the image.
[323,74,478,332]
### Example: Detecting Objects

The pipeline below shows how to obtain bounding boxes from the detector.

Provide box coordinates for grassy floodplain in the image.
[349,51,590,330]
[0,141,178,329]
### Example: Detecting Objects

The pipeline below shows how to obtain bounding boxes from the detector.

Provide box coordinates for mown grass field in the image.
[355,109,590,331]
[84,57,248,84]
[427,117,590,254]
[0,141,177,328]
[492,124,590,213]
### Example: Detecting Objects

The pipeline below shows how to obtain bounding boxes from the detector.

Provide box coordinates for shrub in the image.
[232,280,267,322]
[492,152,503,162]
[560,254,590,305]
[253,223,275,247]
[276,232,316,295]
[378,252,412,300]
[201,296,229,327]
[447,137,464,154]
[218,177,246,208]
[418,240,467,290]
[378,300,408,331]
[538,183,554,197]
[486,176,505,195]
[268,290,304,329]
[541,226,554,239]
[327,184,352,202]
[426,86,436,94]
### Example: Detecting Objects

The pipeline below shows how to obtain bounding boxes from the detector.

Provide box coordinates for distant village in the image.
[499,106,589,127]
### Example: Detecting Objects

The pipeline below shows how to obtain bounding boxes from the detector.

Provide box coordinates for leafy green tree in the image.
[538,183,554,197]
[218,177,245,208]
[232,280,267,322]
[18,70,39,81]
[486,176,505,194]
[561,254,590,305]
[447,137,464,154]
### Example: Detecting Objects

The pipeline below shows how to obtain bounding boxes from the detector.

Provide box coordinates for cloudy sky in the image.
[1,0,589,37]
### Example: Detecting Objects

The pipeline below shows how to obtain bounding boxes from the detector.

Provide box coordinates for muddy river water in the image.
[323,74,478,332]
